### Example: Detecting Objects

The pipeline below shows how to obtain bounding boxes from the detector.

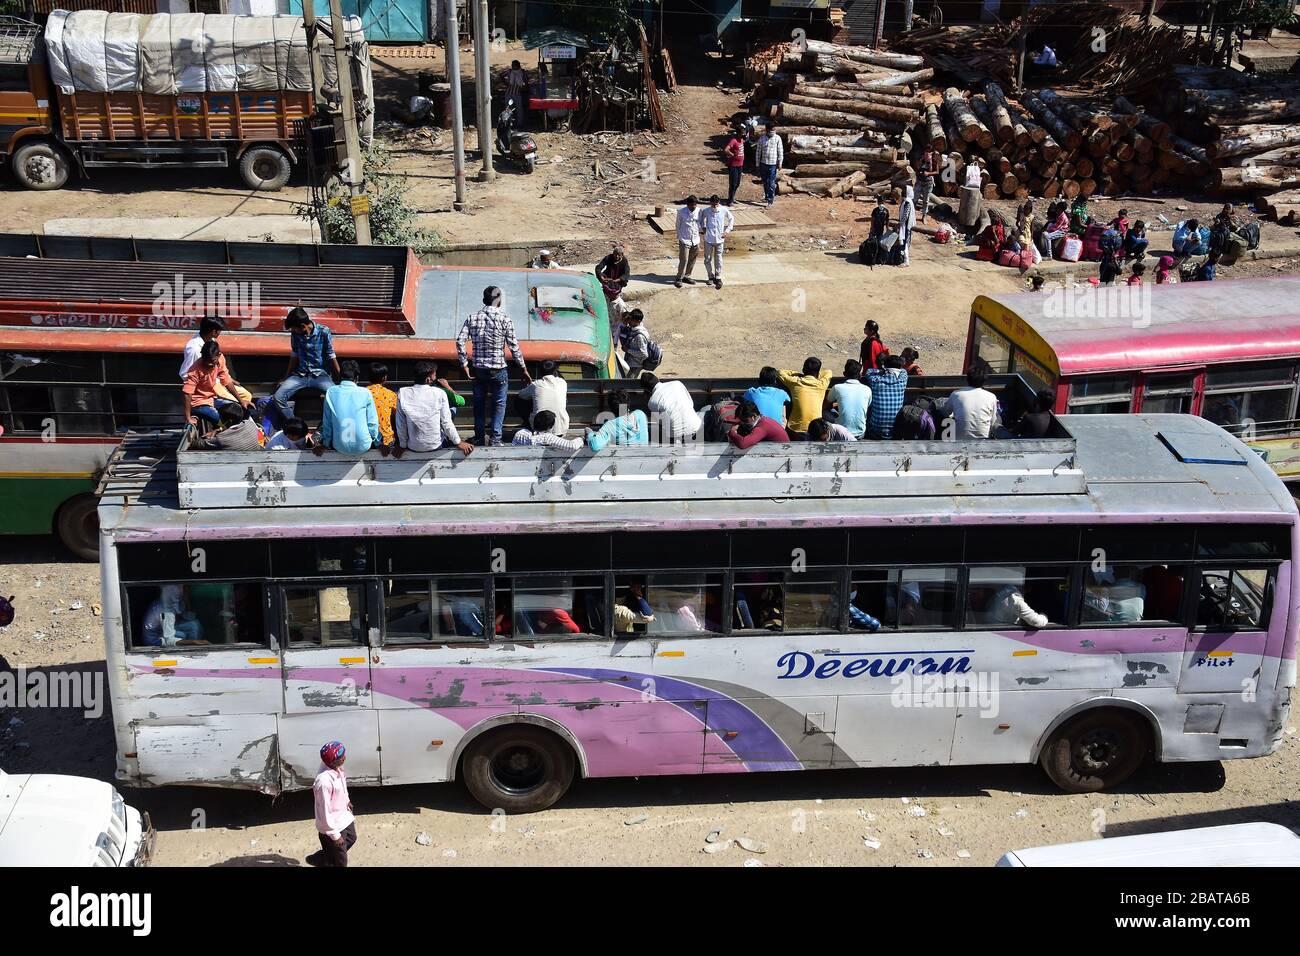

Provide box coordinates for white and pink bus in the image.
[96,407,1298,812]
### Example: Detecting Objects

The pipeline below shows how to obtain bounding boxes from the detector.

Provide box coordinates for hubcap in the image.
[490,744,546,795]
[254,159,278,181]
[26,155,54,183]
[1075,728,1122,774]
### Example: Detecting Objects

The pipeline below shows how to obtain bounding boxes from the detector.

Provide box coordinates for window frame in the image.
[1191,563,1277,634]
[122,579,272,654]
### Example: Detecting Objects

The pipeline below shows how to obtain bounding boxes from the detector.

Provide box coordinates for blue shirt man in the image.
[743,367,791,426]
[319,361,379,456]
[272,307,341,425]
[827,361,872,438]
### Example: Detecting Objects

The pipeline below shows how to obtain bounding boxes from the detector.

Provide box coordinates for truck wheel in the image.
[55,494,100,561]
[460,725,575,814]
[1039,710,1149,793]
[239,146,291,191]
[12,141,70,190]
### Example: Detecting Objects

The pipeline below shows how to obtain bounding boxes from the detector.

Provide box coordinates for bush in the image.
[296,144,443,253]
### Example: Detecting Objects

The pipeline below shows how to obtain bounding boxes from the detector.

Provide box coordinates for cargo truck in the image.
[0,10,372,191]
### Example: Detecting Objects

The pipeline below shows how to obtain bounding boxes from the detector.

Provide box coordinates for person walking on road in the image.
[724,127,745,206]
[308,740,356,868]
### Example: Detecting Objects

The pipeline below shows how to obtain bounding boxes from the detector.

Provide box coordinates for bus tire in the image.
[1039,710,1149,793]
[12,141,70,190]
[239,146,291,191]
[460,725,575,814]
[55,493,100,561]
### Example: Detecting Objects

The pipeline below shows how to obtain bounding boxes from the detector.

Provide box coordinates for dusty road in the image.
[1,538,1297,867]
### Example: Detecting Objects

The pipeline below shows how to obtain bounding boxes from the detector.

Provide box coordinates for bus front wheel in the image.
[55,494,100,561]
[461,725,575,814]
[1039,710,1149,793]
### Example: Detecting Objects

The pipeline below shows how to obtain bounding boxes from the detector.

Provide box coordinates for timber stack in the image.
[927,86,1208,202]
[746,38,932,200]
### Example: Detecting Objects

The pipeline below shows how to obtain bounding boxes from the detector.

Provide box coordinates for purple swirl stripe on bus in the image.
[542,667,802,772]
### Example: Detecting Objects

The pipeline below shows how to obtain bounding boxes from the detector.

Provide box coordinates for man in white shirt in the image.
[518,360,570,434]
[530,248,558,269]
[641,372,703,444]
[512,409,583,452]
[178,316,225,380]
[941,366,1002,439]
[393,360,474,456]
[674,195,701,288]
[698,194,735,289]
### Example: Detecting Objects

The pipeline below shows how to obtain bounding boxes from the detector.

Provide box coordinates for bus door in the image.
[1178,567,1272,696]
[277,581,382,786]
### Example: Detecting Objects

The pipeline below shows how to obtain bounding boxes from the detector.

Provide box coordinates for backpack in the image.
[1099,227,1122,256]
[1240,221,1261,250]
[641,339,663,371]
[1081,223,1105,261]
[893,404,936,440]
[858,235,883,267]
[703,398,741,442]
[1221,233,1248,266]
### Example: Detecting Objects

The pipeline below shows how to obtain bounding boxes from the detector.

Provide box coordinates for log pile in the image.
[926,86,1206,202]
[891,1,1210,97]
[748,39,931,199]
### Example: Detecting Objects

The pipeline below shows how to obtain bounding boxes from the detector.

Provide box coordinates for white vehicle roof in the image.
[0,768,116,866]
[997,823,1300,867]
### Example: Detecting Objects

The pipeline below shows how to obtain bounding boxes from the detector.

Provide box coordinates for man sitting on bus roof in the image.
[193,402,264,451]
[513,410,584,453]
[392,360,474,458]
[178,316,225,381]
[640,372,704,444]
[182,339,255,428]
[315,360,379,457]
[728,399,789,448]
[940,366,1002,440]
[777,358,833,440]
[518,360,571,435]
[863,355,908,439]
[586,389,649,451]
[272,307,340,427]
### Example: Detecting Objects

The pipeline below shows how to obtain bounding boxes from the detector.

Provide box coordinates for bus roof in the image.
[98,414,1298,541]
[974,276,1300,376]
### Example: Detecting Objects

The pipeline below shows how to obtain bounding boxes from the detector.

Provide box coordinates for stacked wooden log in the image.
[927,85,1206,202]
[748,39,931,199]
[1149,66,1300,208]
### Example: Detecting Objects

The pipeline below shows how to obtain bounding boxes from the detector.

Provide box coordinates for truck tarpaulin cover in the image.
[43,9,366,95]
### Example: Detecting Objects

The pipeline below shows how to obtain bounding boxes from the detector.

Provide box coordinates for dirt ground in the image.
[5,44,1300,866]
[1,537,1298,868]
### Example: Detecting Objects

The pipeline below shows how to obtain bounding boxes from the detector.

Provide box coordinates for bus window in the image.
[966,566,1070,628]
[126,582,264,650]
[385,577,487,642]
[1202,362,1298,431]
[1067,374,1133,415]
[784,577,841,631]
[851,568,958,630]
[285,585,366,646]
[1082,564,1184,625]
[498,576,604,638]
[1010,349,1053,395]
[1140,373,1197,414]
[615,573,723,635]
[970,318,1012,374]
[52,385,112,435]
[732,574,784,632]
[1196,568,1272,630]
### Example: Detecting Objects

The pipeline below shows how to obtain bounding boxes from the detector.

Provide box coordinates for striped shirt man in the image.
[864,367,909,439]
[456,305,527,372]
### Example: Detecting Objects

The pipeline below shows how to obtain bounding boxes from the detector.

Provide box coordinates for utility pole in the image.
[323,0,371,243]
[446,0,468,210]
[473,0,495,181]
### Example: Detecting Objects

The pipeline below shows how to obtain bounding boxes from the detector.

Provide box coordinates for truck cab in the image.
[0,17,62,190]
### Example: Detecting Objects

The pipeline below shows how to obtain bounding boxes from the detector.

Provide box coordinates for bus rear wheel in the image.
[55,494,100,561]
[1039,710,1149,793]
[461,725,575,814]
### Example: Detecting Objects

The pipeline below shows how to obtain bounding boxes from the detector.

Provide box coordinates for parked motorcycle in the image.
[496,100,537,174]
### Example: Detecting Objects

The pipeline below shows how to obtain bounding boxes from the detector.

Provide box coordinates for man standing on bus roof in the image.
[308,741,356,868]
[272,307,340,426]
[457,285,531,446]
[178,315,225,380]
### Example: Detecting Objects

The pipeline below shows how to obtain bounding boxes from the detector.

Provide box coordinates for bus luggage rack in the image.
[176,436,1084,510]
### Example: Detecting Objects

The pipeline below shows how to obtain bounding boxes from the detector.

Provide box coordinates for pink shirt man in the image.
[313,764,354,839]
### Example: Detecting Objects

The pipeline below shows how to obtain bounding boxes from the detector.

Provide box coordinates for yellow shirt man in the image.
[777,366,833,435]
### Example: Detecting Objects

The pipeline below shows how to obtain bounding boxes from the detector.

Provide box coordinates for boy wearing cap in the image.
[309,740,357,867]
